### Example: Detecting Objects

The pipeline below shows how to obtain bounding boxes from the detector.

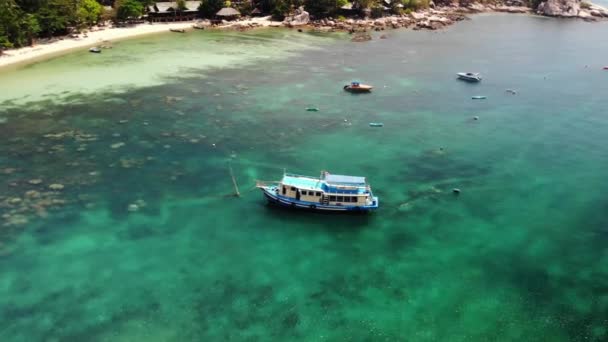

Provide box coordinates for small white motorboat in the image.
[457,72,482,82]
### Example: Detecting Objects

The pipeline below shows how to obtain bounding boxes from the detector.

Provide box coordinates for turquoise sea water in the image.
[1,14,608,341]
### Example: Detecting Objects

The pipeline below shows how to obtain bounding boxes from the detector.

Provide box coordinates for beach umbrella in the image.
[216,7,241,17]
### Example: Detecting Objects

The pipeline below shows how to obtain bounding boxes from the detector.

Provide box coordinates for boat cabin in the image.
[278,172,374,207]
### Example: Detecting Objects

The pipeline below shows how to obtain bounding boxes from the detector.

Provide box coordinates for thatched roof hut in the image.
[216,7,241,17]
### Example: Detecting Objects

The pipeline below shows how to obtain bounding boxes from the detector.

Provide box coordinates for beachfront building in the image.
[147,2,201,22]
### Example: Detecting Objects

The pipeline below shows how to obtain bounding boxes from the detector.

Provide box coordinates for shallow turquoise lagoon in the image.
[1,14,608,341]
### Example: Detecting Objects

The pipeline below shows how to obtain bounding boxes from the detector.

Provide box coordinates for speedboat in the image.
[256,171,379,212]
[457,72,482,82]
[344,81,373,93]
[89,47,101,53]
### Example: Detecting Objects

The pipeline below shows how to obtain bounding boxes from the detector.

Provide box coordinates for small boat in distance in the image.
[344,81,373,93]
[472,95,487,100]
[256,171,379,212]
[457,72,482,82]
[369,122,384,127]
[89,47,101,53]
[170,29,186,33]
[604,66,608,70]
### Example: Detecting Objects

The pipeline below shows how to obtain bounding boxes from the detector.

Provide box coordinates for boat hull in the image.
[344,84,373,93]
[260,187,378,212]
[457,74,481,82]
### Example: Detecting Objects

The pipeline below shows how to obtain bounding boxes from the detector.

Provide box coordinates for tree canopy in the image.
[198,0,224,17]
[115,0,144,20]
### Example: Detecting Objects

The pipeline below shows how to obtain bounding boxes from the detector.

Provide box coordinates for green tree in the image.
[237,0,252,15]
[308,0,347,16]
[76,0,103,28]
[0,0,41,50]
[354,0,378,9]
[0,34,13,54]
[35,0,76,37]
[256,0,302,20]
[115,0,143,20]
[176,0,187,11]
[198,0,223,17]
[401,0,429,10]
[20,13,40,44]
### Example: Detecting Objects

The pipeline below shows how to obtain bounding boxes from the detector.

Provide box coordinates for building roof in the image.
[216,7,241,16]
[149,1,200,13]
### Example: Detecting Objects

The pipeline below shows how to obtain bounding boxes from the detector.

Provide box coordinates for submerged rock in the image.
[127,204,139,212]
[8,197,22,205]
[4,214,28,227]
[49,183,64,191]
[25,190,41,199]
[110,142,125,149]
[352,32,372,42]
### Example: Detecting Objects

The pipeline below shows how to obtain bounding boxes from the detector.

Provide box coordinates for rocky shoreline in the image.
[218,1,608,35]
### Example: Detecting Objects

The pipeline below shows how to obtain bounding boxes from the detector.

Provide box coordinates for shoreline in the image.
[0,22,191,70]
[1,4,606,71]
[0,16,282,70]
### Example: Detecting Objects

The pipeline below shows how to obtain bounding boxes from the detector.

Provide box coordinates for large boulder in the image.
[537,0,580,17]
[284,6,310,27]
[589,3,608,17]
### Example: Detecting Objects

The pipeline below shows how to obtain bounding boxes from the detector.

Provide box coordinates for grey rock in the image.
[537,0,580,17]
[284,6,310,27]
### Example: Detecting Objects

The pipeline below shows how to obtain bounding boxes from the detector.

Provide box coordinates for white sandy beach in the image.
[0,17,277,69]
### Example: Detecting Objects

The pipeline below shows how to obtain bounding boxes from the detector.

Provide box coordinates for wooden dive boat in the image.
[344,82,373,93]
[256,171,379,212]
[170,29,186,33]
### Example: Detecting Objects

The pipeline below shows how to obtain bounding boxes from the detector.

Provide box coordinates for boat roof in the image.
[325,174,366,185]
[282,175,323,190]
[281,173,369,194]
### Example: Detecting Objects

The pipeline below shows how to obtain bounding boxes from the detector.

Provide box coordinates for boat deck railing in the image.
[284,172,319,180]
[256,180,279,188]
